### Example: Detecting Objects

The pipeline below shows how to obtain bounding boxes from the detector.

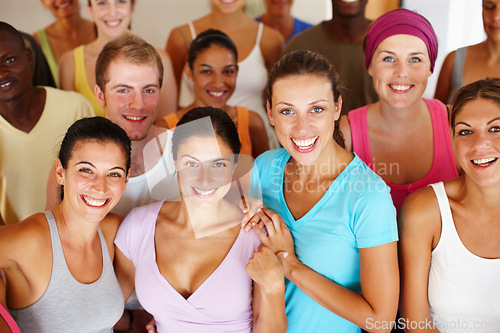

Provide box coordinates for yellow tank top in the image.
[74,45,105,117]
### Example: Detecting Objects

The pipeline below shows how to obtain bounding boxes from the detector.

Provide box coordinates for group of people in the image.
[0,0,499,333]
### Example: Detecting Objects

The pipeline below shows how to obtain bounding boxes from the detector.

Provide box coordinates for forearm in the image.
[253,286,287,333]
[285,258,397,332]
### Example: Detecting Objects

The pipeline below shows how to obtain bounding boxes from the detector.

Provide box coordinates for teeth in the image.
[292,137,318,150]
[209,91,224,97]
[124,116,146,121]
[341,0,358,2]
[472,157,497,165]
[106,20,121,27]
[193,188,216,196]
[0,81,12,88]
[82,195,107,207]
[391,84,411,91]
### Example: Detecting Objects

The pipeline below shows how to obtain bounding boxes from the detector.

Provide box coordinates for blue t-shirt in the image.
[255,17,313,44]
[251,149,398,333]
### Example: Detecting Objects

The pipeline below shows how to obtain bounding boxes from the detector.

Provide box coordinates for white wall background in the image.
[0,0,486,97]
[403,0,485,97]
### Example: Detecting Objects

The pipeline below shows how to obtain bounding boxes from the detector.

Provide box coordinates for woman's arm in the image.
[260,26,284,71]
[113,247,136,301]
[248,110,270,158]
[434,51,456,105]
[399,188,441,333]
[246,245,287,333]
[165,26,190,94]
[155,48,178,124]
[254,208,399,333]
[59,49,76,91]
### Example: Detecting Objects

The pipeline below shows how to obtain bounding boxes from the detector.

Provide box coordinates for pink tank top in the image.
[348,99,458,215]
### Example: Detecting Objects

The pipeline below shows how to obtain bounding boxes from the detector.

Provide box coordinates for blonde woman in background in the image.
[59,0,177,118]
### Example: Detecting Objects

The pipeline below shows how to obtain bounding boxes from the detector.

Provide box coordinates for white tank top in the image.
[428,182,500,333]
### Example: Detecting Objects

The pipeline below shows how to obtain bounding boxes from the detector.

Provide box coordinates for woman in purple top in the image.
[114,107,287,333]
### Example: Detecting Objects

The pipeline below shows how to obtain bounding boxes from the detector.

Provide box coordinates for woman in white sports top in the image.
[165,0,284,148]
[399,78,500,333]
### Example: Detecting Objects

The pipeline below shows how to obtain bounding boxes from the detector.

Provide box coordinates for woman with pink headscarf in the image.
[340,9,459,216]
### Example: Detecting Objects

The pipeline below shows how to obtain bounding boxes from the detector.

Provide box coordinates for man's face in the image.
[332,0,367,17]
[96,58,160,141]
[0,30,32,102]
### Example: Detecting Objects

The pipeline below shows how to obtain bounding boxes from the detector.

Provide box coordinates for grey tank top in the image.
[448,46,467,105]
[10,211,124,333]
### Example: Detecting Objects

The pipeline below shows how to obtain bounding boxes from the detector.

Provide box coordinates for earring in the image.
[59,179,64,184]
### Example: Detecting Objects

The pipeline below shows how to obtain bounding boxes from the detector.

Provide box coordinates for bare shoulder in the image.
[399,186,441,238]
[166,24,191,50]
[58,48,76,90]
[248,110,267,128]
[260,25,284,67]
[100,212,123,241]
[0,213,50,263]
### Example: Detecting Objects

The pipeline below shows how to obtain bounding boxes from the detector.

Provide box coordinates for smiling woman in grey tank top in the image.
[0,117,131,332]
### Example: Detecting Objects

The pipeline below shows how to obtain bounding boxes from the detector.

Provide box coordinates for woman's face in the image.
[187,45,238,110]
[175,135,235,209]
[211,0,246,15]
[58,140,128,223]
[267,74,341,165]
[369,34,432,110]
[87,0,133,39]
[41,0,80,18]
[483,0,500,42]
[453,98,500,187]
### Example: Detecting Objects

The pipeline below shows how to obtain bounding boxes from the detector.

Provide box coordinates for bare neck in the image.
[323,14,371,43]
[0,87,45,133]
[129,125,165,177]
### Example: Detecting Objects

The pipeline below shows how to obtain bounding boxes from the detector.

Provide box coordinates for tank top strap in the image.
[255,22,263,46]
[163,112,179,129]
[235,106,252,155]
[0,304,21,333]
[448,47,467,104]
[347,106,373,168]
[187,21,196,39]
[36,29,58,86]
[43,211,66,274]
[429,182,454,244]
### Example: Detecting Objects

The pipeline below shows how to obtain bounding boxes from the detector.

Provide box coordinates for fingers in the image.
[260,207,283,232]
[275,251,289,260]
[252,221,271,248]
[145,319,157,333]
[240,198,264,227]
[241,206,263,232]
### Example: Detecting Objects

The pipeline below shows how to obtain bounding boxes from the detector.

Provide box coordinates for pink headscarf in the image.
[364,9,438,72]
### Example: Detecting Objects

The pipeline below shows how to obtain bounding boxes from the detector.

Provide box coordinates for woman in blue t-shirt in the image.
[244,50,399,333]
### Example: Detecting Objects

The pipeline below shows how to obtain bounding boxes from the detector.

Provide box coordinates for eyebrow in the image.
[455,117,500,127]
[110,83,159,90]
[76,161,125,172]
[275,100,329,107]
[488,117,500,125]
[180,155,231,162]
[379,50,426,56]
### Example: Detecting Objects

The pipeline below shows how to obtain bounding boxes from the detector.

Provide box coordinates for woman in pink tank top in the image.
[339,9,459,216]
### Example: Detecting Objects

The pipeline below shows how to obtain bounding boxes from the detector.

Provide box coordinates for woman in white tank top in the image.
[399,78,500,333]
[165,0,284,148]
